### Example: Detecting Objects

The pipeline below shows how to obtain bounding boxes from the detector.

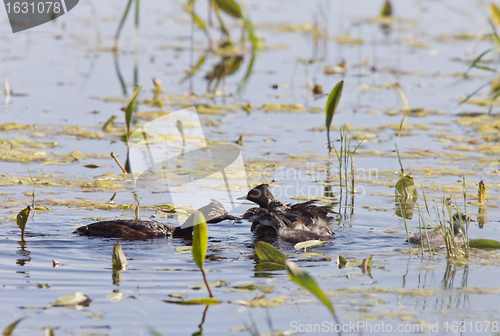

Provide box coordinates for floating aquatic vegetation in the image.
[469,239,500,249]
[254,22,312,33]
[58,125,103,140]
[0,122,35,132]
[49,292,92,308]
[331,35,363,45]
[236,295,288,308]
[259,103,305,113]
[189,280,226,290]
[294,240,327,250]
[163,298,221,305]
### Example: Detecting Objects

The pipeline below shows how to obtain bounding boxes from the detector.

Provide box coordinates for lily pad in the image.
[294,240,327,250]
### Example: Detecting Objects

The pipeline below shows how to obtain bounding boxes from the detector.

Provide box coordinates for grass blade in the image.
[113,0,134,50]
[325,81,344,153]
[3,318,27,336]
[182,3,207,31]
[286,260,335,316]
[464,48,493,75]
[214,0,242,18]
[125,86,142,140]
[191,211,213,298]
[254,241,287,264]
[192,211,208,270]
[325,81,344,130]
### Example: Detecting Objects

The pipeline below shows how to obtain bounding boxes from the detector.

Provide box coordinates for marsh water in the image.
[1,0,500,335]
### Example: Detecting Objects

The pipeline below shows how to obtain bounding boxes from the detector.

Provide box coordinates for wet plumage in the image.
[240,184,334,243]
[74,199,236,239]
[408,214,469,247]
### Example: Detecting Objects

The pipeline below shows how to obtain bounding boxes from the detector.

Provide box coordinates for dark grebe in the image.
[74,199,236,239]
[239,184,334,243]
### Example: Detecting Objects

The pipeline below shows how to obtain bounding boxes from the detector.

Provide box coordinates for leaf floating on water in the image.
[86,313,102,320]
[236,296,288,308]
[189,281,227,290]
[477,180,488,204]
[167,293,187,299]
[294,240,327,250]
[106,292,125,301]
[83,164,101,169]
[124,86,142,139]
[286,260,335,316]
[50,292,91,307]
[112,242,127,270]
[34,206,52,211]
[254,241,287,265]
[163,298,221,305]
[3,317,27,336]
[469,239,500,249]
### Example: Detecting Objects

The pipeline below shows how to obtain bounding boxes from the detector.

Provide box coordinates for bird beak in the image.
[236,195,247,200]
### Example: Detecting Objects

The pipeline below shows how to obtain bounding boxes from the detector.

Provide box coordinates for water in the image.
[1,0,500,335]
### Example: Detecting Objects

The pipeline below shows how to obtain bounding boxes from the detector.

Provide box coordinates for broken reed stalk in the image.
[111,152,127,174]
